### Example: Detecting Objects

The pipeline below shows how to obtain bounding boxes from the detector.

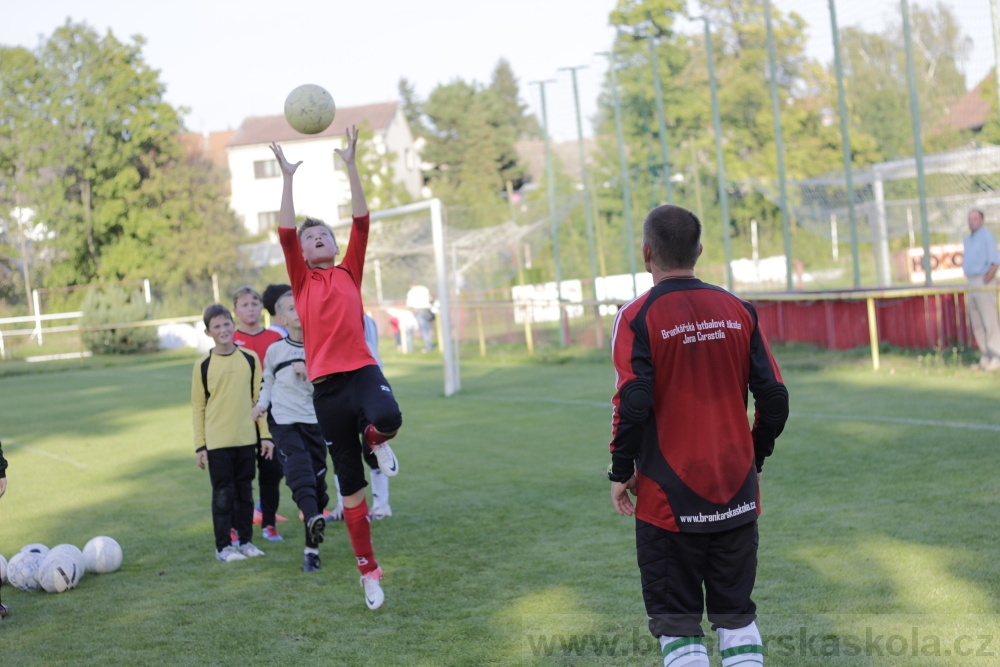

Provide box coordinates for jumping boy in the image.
[270,126,401,610]
[192,304,274,563]
[252,290,329,572]
[232,286,285,541]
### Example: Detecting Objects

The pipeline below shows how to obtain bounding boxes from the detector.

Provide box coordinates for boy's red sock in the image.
[344,500,378,575]
[364,423,391,448]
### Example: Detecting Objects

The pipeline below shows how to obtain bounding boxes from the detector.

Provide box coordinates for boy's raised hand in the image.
[269,142,302,177]
[333,125,359,165]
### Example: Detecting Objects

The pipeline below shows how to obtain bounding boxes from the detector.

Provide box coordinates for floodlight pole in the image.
[531,79,568,346]
[599,49,639,298]
[829,0,861,288]
[692,16,734,292]
[901,0,933,285]
[648,37,674,204]
[992,0,1000,121]
[560,65,604,348]
[764,0,794,291]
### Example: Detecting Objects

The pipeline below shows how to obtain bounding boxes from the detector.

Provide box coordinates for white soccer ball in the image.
[7,551,44,592]
[38,552,80,593]
[0,554,7,584]
[20,543,49,557]
[49,544,86,586]
[284,84,336,135]
[83,536,123,574]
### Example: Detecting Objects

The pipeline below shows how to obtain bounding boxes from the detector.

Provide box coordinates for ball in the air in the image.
[284,84,336,134]
[7,551,43,592]
[83,536,123,574]
[38,552,79,593]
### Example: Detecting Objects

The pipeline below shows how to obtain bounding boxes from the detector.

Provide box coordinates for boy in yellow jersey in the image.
[192,304,274,562]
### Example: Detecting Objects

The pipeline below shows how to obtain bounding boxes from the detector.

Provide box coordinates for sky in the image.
[2,1,996,141]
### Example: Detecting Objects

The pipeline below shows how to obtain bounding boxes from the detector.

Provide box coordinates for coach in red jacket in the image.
[608,205,788,667]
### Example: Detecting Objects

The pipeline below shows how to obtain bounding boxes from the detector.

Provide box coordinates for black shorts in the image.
[312,364,402,497]
[636,519,758,637]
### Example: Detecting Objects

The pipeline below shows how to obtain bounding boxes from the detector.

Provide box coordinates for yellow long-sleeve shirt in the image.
[191,348,271,451]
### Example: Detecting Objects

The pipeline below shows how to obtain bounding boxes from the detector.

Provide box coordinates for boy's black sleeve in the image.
[0,440,7,478]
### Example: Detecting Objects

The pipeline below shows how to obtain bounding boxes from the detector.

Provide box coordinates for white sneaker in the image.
[361,568,385,610]
[216,545,247,563]
[370,504,392,520]
[371,442,399,477]
[239,542,265,558]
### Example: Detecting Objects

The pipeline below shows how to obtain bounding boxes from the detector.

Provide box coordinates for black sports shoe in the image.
[303,552,321,573]
[306,514,326,545]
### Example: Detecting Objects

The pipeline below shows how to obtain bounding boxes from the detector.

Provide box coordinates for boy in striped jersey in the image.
[252,290,328,572]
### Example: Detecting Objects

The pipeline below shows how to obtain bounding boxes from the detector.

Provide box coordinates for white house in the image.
[227,102,422,236]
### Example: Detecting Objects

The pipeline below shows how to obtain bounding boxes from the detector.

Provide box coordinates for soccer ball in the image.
[83,536,123,574]
[37,553,79,593]
[49,544,86,586]
[284,84,336,135]
[20,543,49,557]
[7,551,43,592]
[0,554,7,584]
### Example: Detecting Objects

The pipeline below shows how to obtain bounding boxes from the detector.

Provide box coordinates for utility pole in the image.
[648,37,674,204]
[692,16,733,292]
[530,78,568,345]
[829,0,861,288]
[764,0,794,291]
[598,49,639,298]
[559,65,604,347]
[901,0,933,285]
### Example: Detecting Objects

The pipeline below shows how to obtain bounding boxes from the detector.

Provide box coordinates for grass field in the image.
[1,345,999,666]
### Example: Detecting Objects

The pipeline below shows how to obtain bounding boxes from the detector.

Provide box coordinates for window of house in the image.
[257,211,279,233]
[254,160,280,179]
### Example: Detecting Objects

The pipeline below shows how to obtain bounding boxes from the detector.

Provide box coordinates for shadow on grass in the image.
[2,348,999,665]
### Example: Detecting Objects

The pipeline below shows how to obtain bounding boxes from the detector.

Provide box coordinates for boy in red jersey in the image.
[269,126,401,610]
[608,205,788,667]
[232,286,285,541]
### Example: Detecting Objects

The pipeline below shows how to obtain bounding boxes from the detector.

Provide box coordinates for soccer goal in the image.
[331,199,459,396]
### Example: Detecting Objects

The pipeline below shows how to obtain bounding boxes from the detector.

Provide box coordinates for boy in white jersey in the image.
[252,291,328,571]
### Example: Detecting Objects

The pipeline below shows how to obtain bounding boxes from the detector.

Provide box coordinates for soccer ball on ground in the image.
[49,544,86,586]
[20,543,49,557]
[284,84,336,135]
[7,551,44,592]
[83,536,123,574]
[38,552,79,593]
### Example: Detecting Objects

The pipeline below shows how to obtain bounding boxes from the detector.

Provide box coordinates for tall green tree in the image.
[839,2,970,159]
[420,60,536,223]
[0,20,246,296]
[593,0,856,268]
[397,77,426,138]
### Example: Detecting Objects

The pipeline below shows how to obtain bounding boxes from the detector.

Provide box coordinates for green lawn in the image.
[0,346,998,666]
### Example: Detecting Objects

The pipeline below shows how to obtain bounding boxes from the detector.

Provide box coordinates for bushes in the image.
[81,286,157,354]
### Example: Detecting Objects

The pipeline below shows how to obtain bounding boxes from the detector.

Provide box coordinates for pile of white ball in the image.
[0,536,122,594]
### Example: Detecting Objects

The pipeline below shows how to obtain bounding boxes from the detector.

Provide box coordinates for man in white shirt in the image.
[406,283,435,353]
[963,209,1000,370]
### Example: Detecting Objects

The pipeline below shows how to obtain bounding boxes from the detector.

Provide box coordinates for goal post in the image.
[333,198,459,397]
